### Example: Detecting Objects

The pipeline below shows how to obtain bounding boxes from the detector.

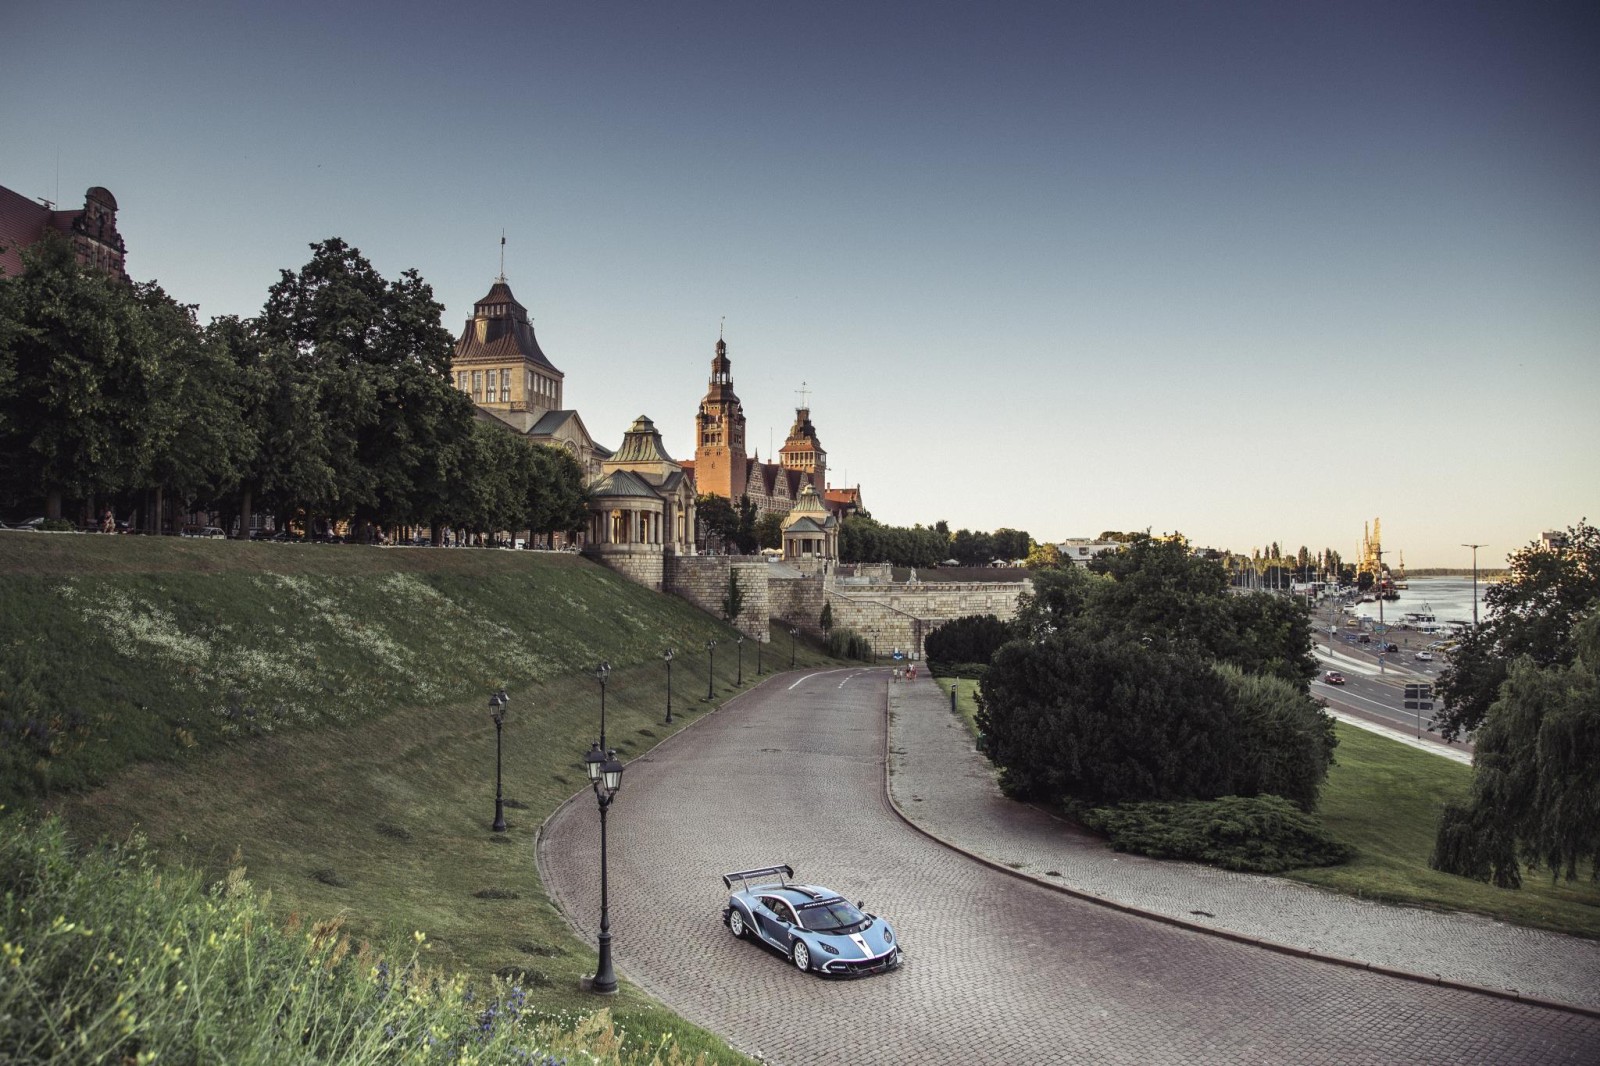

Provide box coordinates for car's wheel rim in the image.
[730,912,744,938]
[794,943,809,971]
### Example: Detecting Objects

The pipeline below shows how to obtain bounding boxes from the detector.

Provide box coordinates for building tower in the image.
[450,278,565,432]
[693,336,747,499]
[778,403,827,492]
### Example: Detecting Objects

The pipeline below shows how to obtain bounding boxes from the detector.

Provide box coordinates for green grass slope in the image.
[1287,723,1600,937]
[1,533,830,1062]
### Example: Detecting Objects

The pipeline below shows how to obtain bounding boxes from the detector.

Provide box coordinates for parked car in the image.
[722,865,901,977]
[1322,671,1346,685]
[1357,634,1371,644]
[1414,651,1435,662]
[1383,643,1399,653]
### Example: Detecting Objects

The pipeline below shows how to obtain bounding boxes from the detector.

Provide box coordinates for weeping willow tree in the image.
[1432,611,1600,887]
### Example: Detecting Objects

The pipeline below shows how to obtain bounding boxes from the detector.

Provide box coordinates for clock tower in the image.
[693,336,747,499]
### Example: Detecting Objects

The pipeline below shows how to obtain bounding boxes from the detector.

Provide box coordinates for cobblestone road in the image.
[539,668,1600,1065]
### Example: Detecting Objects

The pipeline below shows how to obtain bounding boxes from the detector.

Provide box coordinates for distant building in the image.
[781,483,839,570]
[583,415,697,590]
[1056,538,1122,568]
[449,277,609,480]
[0,184,127,280]
[686,336,856,520]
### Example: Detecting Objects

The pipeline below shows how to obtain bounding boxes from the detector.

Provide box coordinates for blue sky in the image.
[4,1,1596,566]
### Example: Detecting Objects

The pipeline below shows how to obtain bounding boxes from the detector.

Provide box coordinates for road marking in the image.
[788,672,825,691]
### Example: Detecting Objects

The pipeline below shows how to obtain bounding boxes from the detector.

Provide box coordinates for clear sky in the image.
[4,1,1596,567]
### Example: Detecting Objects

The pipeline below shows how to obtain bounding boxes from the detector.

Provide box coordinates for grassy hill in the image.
[1,533,830,1062]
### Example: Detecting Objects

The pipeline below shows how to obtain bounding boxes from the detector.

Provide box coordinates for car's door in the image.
[756,896,795,948]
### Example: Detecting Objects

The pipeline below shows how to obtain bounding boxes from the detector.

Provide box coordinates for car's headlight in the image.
[884,928,893,944]
[821,942,839,954]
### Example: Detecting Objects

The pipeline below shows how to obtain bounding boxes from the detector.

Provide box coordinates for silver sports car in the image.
[721,865,902,977]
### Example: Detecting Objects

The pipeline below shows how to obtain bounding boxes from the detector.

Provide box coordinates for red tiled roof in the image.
[0,185,52,280]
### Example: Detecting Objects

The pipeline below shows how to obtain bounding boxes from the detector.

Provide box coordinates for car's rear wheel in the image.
[729,908,747,939]
[792,940,811,973]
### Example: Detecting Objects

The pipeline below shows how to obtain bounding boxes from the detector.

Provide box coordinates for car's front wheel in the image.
[729,908,747,940]
[792,940,811,973]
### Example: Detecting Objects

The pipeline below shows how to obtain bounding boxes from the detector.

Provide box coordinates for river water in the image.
[1326,576,1494,632]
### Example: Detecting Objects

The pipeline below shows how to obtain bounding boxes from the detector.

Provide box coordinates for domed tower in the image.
[693,335,747,499]
[450,278,564,431]
[778,399,826,493]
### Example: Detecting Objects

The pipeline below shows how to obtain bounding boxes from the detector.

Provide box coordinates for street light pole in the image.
[595,662,611,748]
[789,627,798,669]
[736,635,744,685]
[583,742,625,995]
[705,639,717,700]
[756,632,763,674]
[662,649,674,724]
[488,690,509,832]
[1462,543,1486,628]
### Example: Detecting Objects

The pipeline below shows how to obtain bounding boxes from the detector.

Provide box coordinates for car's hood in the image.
[813,921,896,958]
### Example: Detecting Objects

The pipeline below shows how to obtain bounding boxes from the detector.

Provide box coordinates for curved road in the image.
[539,668,1599,1065]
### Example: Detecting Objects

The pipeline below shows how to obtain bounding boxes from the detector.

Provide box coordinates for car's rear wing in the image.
[722,864,794,890]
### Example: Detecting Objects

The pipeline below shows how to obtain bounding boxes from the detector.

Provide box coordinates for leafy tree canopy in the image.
[1435,520,1600,741]
[1432,610,1600,887]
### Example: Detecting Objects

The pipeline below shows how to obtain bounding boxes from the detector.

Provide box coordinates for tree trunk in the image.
[46,489,62,520]
[238,486,254,540]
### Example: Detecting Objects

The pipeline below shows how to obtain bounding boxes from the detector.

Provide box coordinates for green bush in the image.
[39,518,75,532]
[825,626,873,661]
[1079,795,1355,873]
[928,661,989,680]
[924,614,1013,669]
[0,813,712,1065]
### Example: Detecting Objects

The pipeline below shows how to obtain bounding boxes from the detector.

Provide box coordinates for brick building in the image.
[0,184,127,280]
[684,335,863,521]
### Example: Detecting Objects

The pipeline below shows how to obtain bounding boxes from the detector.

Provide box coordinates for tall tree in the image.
[257,239,468,529]
[1435,521,1600,741]
[0,234,162,517]
[1432,611,1600,887]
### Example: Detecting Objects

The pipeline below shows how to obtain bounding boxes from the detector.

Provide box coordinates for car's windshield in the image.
[797,900,867,933]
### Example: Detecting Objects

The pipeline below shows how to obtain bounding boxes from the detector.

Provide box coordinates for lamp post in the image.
[756,632,763,674]
[1461,543,1486,628]
[736,635,744,685]
[705,639,718,700]
[789,627,798,669]
[583,742,625,995]
[662,648,675,724]
[594,661,611,747]
[488,689,509,832]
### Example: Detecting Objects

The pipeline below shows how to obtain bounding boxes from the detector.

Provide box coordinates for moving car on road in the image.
[1414,650,1434,662]
[1322,671,1346,685]
[722,864,901,977]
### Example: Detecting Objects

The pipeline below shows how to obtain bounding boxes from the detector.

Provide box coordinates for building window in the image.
[472,370,483,400]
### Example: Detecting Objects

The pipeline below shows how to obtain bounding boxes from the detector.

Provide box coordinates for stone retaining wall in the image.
[825,580,1029,657]
[663,556,769,641]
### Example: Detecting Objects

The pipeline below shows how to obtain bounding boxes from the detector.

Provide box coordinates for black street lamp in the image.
[488,690,509,832]
[583,741,625,995]
[662,648,675,724]
[736,635,744,685]
[756,632,763,674]
[595,662,612,747]
[789,626,798,669]
[705,639,718,700]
